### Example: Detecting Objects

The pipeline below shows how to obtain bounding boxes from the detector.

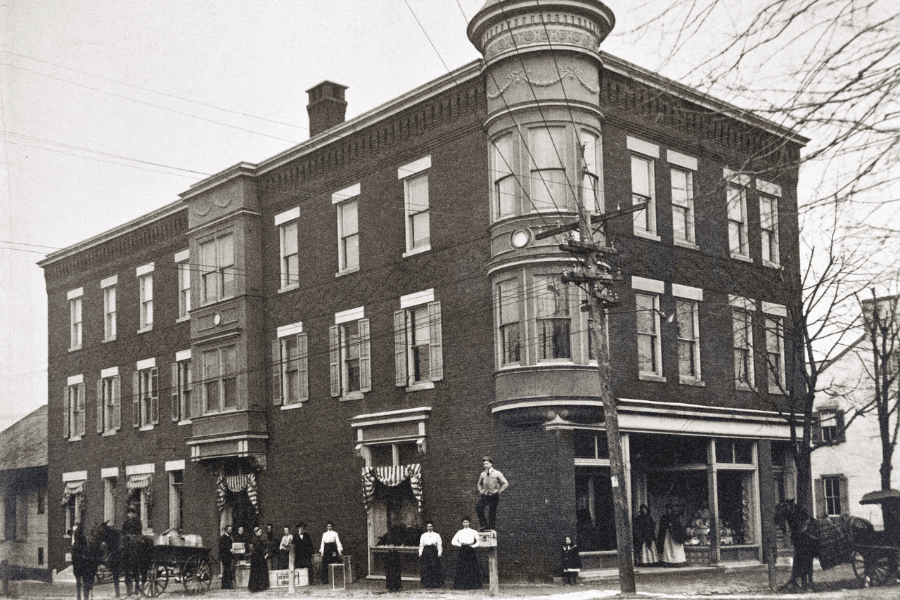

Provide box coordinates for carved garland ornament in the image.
[193,186,238,216]
[487,66,599,99]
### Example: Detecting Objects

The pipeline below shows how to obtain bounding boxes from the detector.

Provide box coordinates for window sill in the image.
[103,337,116,343]
[68,436,82,443]
[176,316,190,323]
[536,359,576,366]
[335,266,360,278]
[139,425,155,432]
[633,230,661,242]
[280,403,303,411]
[679,376,705,387]
[137,326,153,334]
[638,373,667,383]
[406,381,435,392]
[341,391,364,401]
[402,245,431,259]
[69,345,81,352]
[735,383,755,392]
[730,253,753,263]
[762,260,782,270]
[102,430,117,437]
[673,239,698,251]
[278,284,300,294]
[768,385,786,395]
[177,419,192,426]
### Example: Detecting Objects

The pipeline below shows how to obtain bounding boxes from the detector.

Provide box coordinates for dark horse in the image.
[774,499,874,591]
[72,524,101,600]
[92,522,153,597]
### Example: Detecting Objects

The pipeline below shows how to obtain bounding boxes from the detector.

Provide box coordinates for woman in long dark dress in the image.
[418,521,443,588]
[633,504,658,565]
[247,527,270,592]
[451,518,481,590]
[560,535,582,585]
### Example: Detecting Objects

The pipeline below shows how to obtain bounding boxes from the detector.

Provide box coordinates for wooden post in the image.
[288,545,295,594]
[479,530,499,596]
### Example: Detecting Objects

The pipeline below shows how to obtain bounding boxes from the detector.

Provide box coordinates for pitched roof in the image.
[0,405,48,471]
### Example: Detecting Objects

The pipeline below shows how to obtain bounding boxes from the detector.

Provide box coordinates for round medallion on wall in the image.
[213,313,222,326]
[510,229,532,249]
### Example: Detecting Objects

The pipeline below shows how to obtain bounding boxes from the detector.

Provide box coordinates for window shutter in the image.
[814,478,826,518]
[811,411,822,444]
[97,379,104,433]
[835,410,846,443]
[839,476,850,516]
[133,372,140,428]
[394,310,407,387]
[113,376,121,430]
[359,318,371,392]
[428,301,443,381]
[78,385,86,436]
[297,333,309,403]
[272,340,283,406]
[171,363,180,421]
[329,325,340,397]
[63,386,70,439]
[150,368,159,425]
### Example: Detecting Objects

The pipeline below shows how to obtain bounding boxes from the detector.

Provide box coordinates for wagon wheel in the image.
[182,555,213,595]
[852,551,867,582]
[866,552,894,587]
[140,561,169,597]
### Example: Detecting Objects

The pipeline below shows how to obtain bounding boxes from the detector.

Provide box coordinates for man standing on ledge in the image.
[476,456,509,531]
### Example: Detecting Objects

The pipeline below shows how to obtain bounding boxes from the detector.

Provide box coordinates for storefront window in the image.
[576,467,616,551]
[574,430,609,459]
[715,439,753,464]
[716,471,756,545]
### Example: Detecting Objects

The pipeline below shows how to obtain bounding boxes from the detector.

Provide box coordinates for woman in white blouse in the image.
[451,518,481,589]
[419,521,443,588]
[319,522,343,584]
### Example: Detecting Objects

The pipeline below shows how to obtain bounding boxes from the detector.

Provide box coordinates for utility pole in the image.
[536,153,637,594]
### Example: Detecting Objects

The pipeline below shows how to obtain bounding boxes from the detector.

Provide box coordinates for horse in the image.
[91,522,153,597]
[72,524,102,600]
[774,499,875,591]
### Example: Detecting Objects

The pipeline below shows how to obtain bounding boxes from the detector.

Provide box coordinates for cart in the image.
[851,489,900,587]
[140,543,215,597]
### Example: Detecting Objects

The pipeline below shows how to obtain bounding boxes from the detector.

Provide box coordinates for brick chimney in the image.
[306,81,348,138]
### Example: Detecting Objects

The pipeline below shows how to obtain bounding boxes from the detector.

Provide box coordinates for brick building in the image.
[40,0,807,581]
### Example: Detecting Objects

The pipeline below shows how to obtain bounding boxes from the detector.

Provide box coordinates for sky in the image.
[0,0,894,433]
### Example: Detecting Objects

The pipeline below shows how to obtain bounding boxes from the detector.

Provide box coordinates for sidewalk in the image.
[3,563,876,599]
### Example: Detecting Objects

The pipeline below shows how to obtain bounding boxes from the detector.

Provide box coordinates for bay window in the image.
[534,275,571,360]
[200,233,234,304]
[203,346,237,413]
[529,127,570,212]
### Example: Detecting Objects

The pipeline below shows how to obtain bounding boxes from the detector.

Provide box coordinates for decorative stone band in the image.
[484,25,599,61]
[487,66,599,99]
[361,464,423,513]
[215,473,260,514]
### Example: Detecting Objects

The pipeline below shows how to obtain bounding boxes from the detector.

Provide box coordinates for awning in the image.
[215,473,260,514]
[361,463,423,513]
[126,473,152,490]
[61,480,84,506]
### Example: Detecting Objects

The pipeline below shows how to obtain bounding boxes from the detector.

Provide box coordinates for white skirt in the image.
[661,532,686,564]
[640,541,658,565]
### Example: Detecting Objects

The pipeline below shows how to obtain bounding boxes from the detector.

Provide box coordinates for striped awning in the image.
[215,473,260,514]
[126,473,152,490]
[361,464,423,513]
[61,480,84,506]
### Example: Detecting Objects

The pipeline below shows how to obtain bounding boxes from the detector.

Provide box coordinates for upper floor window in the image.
[137,263,154,331]
[731,296,755,389]
[492,134,518,220]
[628,137,659,239]
[764,304,786,392]
[132,360,159,429]
[676,299,701,381]
[68,288,83,350]
[758,183,781,266]
[64,376,85,440]
[580,130,602,214]
[725,170,751,259]
[817,409,845,444]
[202,345,237,413]
[168,469,184,531]
[395,290,443,389]
[171,352,192,422]
[97,368,121,434]
[668,151,697,246]
[635,292,662,377]
[175,250,190,320]
[529,127,570,212]
[496,278,522,366]
[534,275,571,360]
[276,208,300,290]
[400,157,431,255]
[272,323,308,407]
[200,234,234,304]
[330,307,370,399]
[101,276,117,340]
[822,476,844,516]
[333,184,360,274]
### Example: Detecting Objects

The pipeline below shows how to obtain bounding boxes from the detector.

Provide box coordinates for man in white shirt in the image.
[476,456,509,531]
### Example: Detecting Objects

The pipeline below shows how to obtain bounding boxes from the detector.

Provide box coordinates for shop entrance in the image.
[575,467,616,551]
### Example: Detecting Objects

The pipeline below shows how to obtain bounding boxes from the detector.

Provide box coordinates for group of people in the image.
[218,520,341,592]
[632,503,688,566]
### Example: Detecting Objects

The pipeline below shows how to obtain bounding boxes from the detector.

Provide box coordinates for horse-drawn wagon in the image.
[851,489,900,587]
[140,537,215,597]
